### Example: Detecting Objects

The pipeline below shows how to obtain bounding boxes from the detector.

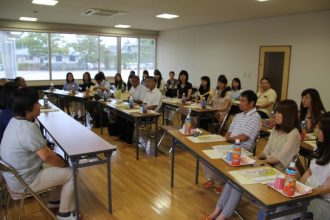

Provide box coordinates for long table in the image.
[37,102,117,220]
[44,89,94,125]
[165,126,320,220]
[161,98,218,126]
[99,99,161,160]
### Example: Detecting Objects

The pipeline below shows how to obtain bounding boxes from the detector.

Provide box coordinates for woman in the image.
[0,87,77,220]
[141,70,149,86]
[256,77,277,119]
[300,88,326,133]
[205,100,301,220]
[211,75,231,123]
[231,78,242,101]
[0,82,18,142]
[165,71,178,98]
[62,72,80,118]
[114,73,126,92]
[300,112,330,219]
[177,70,192,101]
[127,70,135,91]
[196,76,213,104]
[154,69,165,94]
[81,72,94,92]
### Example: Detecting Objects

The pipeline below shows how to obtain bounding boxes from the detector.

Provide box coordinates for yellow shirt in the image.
[256,88,277,117]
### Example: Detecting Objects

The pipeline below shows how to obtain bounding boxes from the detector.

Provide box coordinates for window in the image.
[139,38,156,76]
[99,36,117,77]
[12,32,49,80]
[0,30,156,81]
[50,33,98,80]
[121,37,138,83]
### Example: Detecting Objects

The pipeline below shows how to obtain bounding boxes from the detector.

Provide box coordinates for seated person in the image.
[118,75,147,144]
[199,75,230,131]
[230,78,242,101]
[202,90,261,193]
[141,70,149,86]
[177,70,192,101]
[81,72,95,92]
[114,73,127,92]
[256,77,277,119]
[196,76,214,104]
[126,70,136,91]
[0,87,77,220]
[0,82,18,142]
[165,71,178,98]
[128,75,147,104]
[143,76,162,111]
[62,72,80,119]
[299,88,326,133]
[154,69,165,95]
[205,99,301,220]
[14,76,27,88]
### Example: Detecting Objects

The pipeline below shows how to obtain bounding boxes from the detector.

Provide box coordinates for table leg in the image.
[154,118,159,157]
[171,138,175,188]
[257,207,269,220]
[84,102,87,127]
[106,155,112,213]
[195,158,199,184]
[71,160,80,220]
[162,105,165,125]
[136,121,140,160]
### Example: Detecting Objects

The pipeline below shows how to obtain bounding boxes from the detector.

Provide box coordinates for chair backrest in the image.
[252,134,261,156]
[217,104,232,134]
[0,160,57,219]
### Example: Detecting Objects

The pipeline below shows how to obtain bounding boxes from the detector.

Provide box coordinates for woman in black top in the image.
[114,73,127,91]
[127,71,135,91]
[141,70,149,86]
[196,76,211,102]
[81,72,95,92]
[177,70,192,100]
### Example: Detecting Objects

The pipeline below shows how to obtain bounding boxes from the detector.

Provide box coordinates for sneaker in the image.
[57,212,83,220]
[202,180,214,188]
[215,186,224,194]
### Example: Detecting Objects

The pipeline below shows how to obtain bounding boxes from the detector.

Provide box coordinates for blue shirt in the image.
[0,109,14,143]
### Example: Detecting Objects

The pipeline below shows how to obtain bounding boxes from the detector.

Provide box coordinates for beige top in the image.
[256,88,277,117]
[263,128,300,171]
[211,90,231,112]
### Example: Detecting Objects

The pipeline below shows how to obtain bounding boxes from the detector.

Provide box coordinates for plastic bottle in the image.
[184,113,192,135]
[50,82,54,90]
[202,97,207,109]
[231,139,241,166]
[269,110,275,128]
[301,120,306,140]
[283,161,297,196]
[129,96,134,109]
[43,94,49,109]
[182,93,186,103]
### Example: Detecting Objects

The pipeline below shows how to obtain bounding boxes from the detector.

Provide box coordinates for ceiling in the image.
[0,0,330,31]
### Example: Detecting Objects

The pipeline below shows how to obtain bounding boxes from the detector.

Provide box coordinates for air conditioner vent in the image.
[81,8,126,17]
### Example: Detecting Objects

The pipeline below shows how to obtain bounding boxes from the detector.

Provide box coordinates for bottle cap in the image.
[289,162,296,168]
[235,139,240,144]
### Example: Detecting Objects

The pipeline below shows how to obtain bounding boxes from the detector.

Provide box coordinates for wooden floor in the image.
[0,127,269,220]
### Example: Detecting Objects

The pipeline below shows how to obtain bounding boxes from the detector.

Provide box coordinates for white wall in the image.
[157,10,330,109]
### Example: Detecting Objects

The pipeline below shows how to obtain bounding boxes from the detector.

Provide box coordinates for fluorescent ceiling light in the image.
[32,0,58,6]
[156,13,179,19]
[19,17,38,21]
[256,0,270,2]
[115,24,131,28]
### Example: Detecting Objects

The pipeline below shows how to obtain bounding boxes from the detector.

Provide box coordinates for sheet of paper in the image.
[211,144,252,157]
[304,141,317,149]
[229,167,282,184]
[123,109,142,114]
[187,134,226,143]
[40,108,59,113]
[202,149,223,159]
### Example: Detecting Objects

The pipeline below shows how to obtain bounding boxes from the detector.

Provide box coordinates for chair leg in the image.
[4,190,10,220]
[17,192,26,220]
[234,210,244,220]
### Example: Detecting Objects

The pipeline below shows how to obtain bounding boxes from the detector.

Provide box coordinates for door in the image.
[258,46,291,101]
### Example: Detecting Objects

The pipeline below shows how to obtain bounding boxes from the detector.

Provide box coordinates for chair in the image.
[252,134,261,156]
[157,106,191,154]
[0,160,57,220]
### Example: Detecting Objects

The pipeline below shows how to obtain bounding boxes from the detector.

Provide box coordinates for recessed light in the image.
[115,24,131,29]
[156,13,179,19]
[19,17,38,21]
[257,0,270,2]
[32,0,58,6]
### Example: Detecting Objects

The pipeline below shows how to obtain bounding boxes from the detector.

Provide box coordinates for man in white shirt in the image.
[129,76,147,104]
[143,76,162,111]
